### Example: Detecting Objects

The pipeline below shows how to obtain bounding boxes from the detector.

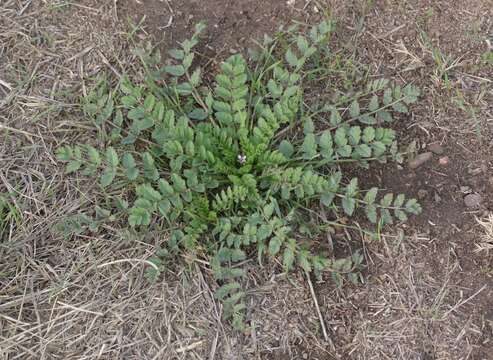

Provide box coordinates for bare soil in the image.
[121,0,313,57]
[1,0,492,359]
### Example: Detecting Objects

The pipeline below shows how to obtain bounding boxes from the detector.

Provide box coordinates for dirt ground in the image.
[1,0,492,359]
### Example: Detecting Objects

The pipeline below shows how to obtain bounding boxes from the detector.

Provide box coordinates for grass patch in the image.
[0,194,21,242]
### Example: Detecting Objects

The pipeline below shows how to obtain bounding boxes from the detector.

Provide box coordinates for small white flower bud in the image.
[237,154,247,164]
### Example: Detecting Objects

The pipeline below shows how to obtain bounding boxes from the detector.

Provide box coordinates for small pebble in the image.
[464,193,482,208]
[408,152,433,169]
[438,156,449,166]
[427,143,444,155]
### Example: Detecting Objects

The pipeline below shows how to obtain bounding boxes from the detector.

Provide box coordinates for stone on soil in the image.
[464,193,482,208]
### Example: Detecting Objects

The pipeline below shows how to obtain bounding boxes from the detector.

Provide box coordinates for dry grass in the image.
[340,232,487,360]
[0,2,321,358]
[1,1,492,359]
[0,1,320,358]
[476,213,493,254]
[1,233,303,359]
